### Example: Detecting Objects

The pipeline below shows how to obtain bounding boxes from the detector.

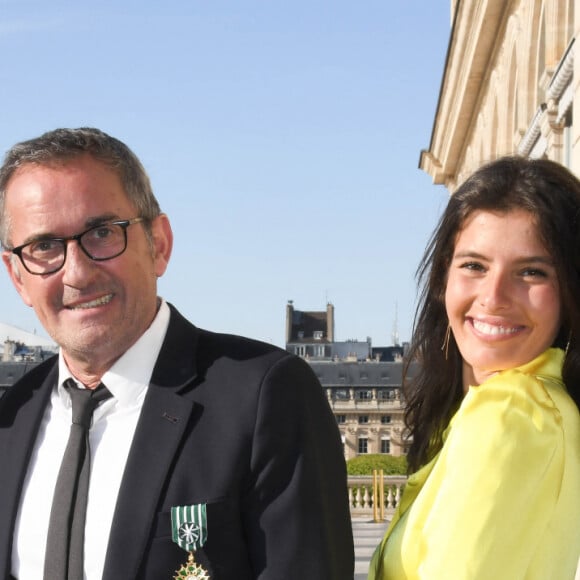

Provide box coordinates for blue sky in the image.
[0,1,451,348]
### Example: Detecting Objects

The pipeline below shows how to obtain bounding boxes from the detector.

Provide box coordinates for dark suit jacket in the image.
[0,305,354,579]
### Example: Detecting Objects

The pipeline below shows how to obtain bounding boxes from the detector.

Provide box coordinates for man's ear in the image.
[2,252,33,306]
[151,214,173,277]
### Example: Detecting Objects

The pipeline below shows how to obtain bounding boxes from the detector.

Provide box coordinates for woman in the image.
[369,156,580,579]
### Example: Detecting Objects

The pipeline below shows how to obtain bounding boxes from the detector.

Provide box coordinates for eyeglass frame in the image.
[8,216,146,275]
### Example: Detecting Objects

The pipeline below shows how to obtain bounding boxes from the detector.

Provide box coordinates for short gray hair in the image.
[0,127,161,247]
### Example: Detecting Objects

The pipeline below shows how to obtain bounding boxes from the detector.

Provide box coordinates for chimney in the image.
[285,301,294,346]
[326,302,335,342]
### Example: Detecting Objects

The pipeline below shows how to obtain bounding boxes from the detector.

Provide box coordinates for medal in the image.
[173,551,210,579]
[171,504,210,579]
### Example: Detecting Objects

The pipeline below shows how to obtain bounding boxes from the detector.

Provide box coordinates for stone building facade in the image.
[285,302,410,460]
[312,359,413,460]
[420,0,579,190]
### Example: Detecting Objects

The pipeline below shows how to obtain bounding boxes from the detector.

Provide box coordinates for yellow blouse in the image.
[368,348,580,579]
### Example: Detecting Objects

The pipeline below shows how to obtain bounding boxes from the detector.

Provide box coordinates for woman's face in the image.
[445,209,561,389]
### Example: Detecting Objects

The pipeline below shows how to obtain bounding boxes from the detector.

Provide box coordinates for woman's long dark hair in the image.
[404,156,580,473]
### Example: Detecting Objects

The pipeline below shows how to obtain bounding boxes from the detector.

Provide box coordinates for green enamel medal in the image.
[171,504,209,579]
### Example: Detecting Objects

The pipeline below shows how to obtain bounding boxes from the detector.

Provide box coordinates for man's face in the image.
[2,154,172,372]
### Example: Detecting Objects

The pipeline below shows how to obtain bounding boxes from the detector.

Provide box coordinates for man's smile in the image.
[65,293,113,310]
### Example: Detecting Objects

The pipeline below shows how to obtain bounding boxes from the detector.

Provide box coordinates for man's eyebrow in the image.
[85,214,121,227]
[16,214,122,246]
[18,231,59,246]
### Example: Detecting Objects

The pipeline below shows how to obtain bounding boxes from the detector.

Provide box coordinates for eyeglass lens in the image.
[19,223,128,274]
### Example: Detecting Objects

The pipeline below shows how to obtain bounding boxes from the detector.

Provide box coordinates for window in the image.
[313,330,323,340]
[358,415,369,424]
[356,390,372,401]
[334,389,349,400]
[381,415,392,424]
[381,439,391,454]
[336,414,346,424]
[358,437,368,454]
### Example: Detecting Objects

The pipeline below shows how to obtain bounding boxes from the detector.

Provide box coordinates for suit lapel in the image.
[0,360,57,575]
[102,306,200,578]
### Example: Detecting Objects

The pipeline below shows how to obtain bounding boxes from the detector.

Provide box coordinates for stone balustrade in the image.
[347,475,407,519]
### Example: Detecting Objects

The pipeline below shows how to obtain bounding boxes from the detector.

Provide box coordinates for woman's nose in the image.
[479,271,512,310]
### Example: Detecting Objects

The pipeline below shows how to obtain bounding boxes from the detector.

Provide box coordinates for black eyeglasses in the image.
[10,217,145,275]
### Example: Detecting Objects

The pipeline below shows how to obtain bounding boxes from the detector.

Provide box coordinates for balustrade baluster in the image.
[346,475,407,517]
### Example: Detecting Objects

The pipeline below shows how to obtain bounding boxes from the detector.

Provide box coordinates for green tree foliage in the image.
[346,454,407,476]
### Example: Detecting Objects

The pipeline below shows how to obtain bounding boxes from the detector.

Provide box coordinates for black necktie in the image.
[44,379,112,580]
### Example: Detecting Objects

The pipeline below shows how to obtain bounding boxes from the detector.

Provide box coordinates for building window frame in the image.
[358,437,368,454]
[381,438,391,454]
[356,389,373,401]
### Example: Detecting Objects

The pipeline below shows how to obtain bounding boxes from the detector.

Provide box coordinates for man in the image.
[0,127,353,579]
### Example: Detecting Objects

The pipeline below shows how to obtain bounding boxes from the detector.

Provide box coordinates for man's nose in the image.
[60,239,95,283]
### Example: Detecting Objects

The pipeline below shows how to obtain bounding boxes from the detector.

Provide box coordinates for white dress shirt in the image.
[12,300,170,580]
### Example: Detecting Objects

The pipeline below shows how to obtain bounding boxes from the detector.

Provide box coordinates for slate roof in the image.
[308,360,418,387]
[0,361,42,389]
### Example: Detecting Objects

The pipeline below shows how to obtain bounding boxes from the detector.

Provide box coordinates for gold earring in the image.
[441,325,451,360]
